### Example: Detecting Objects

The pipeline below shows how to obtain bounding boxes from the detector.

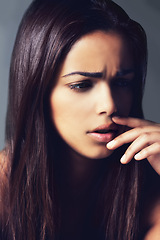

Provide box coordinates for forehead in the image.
[60,30,133,76]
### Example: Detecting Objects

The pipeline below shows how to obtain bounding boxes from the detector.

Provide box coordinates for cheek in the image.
[50,90,67,129]
[50,91,89,130]
[50,96,72,129]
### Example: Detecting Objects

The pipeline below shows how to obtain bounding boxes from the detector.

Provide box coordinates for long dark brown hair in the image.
[2,0,147,239]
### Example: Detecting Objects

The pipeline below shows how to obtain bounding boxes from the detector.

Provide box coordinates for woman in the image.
[0,0,160,239]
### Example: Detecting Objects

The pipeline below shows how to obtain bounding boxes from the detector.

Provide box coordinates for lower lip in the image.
[87,131,117,143]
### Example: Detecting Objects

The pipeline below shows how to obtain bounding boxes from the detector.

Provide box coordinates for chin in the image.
[83,148,114,160]
[67,143,114,161]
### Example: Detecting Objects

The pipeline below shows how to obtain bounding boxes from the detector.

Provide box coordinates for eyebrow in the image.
[62,71,104,78]
[62,69,135,78]
[116,69,135,77]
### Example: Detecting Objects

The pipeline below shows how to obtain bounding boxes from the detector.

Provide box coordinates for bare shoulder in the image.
[0,149,9,178]
[0,149,9,221]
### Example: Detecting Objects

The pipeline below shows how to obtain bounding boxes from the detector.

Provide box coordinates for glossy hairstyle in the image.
[3,0,147,239]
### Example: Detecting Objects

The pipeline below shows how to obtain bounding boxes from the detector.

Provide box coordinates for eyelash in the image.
[68,80,93,92]
[68,78,134,93]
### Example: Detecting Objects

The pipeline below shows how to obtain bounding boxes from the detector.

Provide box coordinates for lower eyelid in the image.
[70,83,90,88]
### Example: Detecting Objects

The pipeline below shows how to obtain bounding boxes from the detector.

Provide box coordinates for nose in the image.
[95,82,117,116]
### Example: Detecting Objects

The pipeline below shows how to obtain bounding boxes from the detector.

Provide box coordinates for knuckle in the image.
[137,126,145,131]
[133,127,144,135]
[140,132,150,142]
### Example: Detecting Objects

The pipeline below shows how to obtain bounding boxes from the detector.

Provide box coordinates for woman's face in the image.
[50,31,135,159]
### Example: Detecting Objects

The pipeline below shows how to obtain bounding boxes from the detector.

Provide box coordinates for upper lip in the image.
[88,123,119,133]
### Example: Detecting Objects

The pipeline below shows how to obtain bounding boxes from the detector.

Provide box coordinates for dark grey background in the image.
[0,0,160,150]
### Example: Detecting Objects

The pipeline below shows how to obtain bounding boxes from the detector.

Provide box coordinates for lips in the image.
[87,124,119,143]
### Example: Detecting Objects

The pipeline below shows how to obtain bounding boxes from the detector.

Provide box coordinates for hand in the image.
[107,117,160,175]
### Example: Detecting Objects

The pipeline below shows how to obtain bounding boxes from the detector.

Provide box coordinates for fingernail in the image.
[134,153,141,160]
[120,154,126,164]
[107,140,115,149]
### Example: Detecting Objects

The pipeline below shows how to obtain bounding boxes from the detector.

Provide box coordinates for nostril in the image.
[99,110,107,115]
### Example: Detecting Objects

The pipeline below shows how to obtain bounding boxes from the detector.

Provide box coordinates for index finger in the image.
[112,116,155,128]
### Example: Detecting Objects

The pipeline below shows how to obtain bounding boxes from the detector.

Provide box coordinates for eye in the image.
[112,78,134,88]
[68,80,93,92]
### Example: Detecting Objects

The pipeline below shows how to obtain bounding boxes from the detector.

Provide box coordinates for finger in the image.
[120,134,150,164]
[134,142,160,161]
[112,116,157,128]
[120,132,160,164]
[107,129,137,150]
[107,127,160,150]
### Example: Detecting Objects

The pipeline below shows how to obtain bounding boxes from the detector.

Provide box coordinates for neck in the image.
[55,143,107,199]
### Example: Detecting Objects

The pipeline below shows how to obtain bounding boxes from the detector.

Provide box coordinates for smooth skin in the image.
[50,30,136,236]
[50,31,134,160]
[107,117,160,175]
[50,30,160,238]
[107,117,160,239]
[0,30,159,239]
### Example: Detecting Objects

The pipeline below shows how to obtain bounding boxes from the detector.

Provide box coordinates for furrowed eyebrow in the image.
[116,69,135,77]
[62,71,104,78]
[62,69,135,78]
